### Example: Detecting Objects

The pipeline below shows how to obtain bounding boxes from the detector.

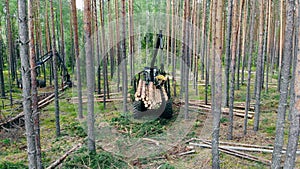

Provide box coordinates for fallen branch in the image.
[189,142,271,165]
[46,142,82,169]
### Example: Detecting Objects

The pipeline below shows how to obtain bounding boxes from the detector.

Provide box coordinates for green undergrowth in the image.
[0,161,27,169]
[62,146,128,169]
[110,114,176,138]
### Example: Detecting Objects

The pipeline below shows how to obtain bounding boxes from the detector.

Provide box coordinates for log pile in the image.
[134,80,168,109]
[187,100,255,119]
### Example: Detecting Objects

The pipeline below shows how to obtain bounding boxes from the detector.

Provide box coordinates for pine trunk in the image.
[28,1,42,167]
[228,0,239,140]
[71,0,83,119]
[18,0,37,167]
[243,0,256,135]
[224,0,233,107]
[271,0,294,167]
[0,38,5,98]
[212,0,223,168]
[50,0,61,137]
[84,0,96,152]
[253,0,265,132]
[121,0,128,113]
[284,3,300,167]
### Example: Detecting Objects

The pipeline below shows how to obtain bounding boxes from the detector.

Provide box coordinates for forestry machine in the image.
[36,51,72,88]
[132,30,173,119]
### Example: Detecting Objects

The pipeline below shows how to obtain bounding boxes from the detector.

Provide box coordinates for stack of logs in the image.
[134,79,168,109]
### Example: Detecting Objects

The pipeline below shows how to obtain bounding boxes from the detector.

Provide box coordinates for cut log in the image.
[46,143,82,169]
[141,81,146,100]
[135,79,143,98]
[0,85,69,129]
[188,105,253,119]
[187,138,300,154]
[189,142,271,165]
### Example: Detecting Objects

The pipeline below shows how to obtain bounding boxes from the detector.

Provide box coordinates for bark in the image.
[84,0,96,153]
[28,0,42,168]
[228,0,239,140]
[6,0,15,81]
[171,0,177,97]
[278,0,286,91]
[241,0,249,85]
[224,0,233,107]
[93,0,101,99]
[0,38,5,98]
[50,0,60,137]
[265,0,273,92]
[45,0,52,85]
[236,0,245,90]
[212,0,223,167]
[18,0,37,167]
[253,0,265,132]
[182,0,190,119]
[200,0,207,80]
[115,0,121,92]
[108,0,115,80]
[271,0,294,168]
[121,0,128,113]
[59,0,66,78]
[284,2,300,167]
[128,0,134,81]
[6,0,13,106]
[71,0,83,119]
[243,0,256,135]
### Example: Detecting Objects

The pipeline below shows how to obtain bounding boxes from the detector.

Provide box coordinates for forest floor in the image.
[0,79,299,169]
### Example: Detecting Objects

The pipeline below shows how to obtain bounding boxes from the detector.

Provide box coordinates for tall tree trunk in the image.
[236,0,245,90]
[18,0,37,167]
[121,0,128,113]
[271,0,295,167]
[128,0,134,81]
[224,0,233,107]
[183,0,190,119]
[6,0,15,81]
[253,0,265,132]
[212,0,223,167]
[71,0,83,119]
[115,0,121,92]
[200,0,207,81]
[277,0,286,91]
[59,0,66,78]
[6,0,14,106]
[284,3,300,167]
[243,0,256,135]
[45,0,52,85]
[50,0,60,137]
[108,0,115,80]
[99,0,107,107]
[28,1,42,168]
[241,0,249,85]
[265,0,273,92]
[84,0,96,153]
[227,0,239,140]
[0,38,5,98]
